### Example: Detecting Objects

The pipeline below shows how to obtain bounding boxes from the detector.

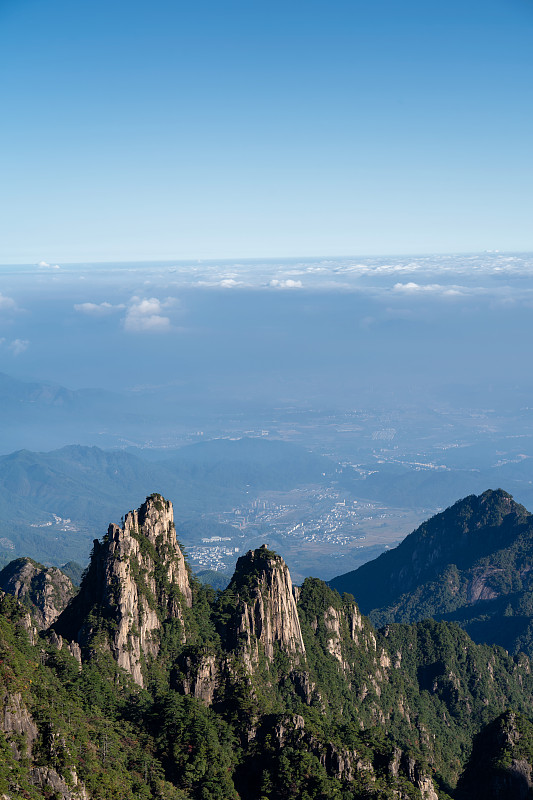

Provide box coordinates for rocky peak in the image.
[120,493,193,607]
[0,557,75,629]
[220,545,305,667]
[53,494,192,687]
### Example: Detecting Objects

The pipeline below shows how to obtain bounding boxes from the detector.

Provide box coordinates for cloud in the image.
[0,293,17,311]
[0,338,29,356]
[37,261,60,269]
[269,279,303,289]
[124,296,175,332]
[392,282,465,297]
[219,279,243,288]
[74,301,125,316]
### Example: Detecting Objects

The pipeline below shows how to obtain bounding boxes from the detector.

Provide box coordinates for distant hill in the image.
[0,438,333,566]
[160,436,336,490]
[0,371,78,408]
[0,372,128,452]
[338,460,533,520]
[330,489,533,656]
[194,569,232,590]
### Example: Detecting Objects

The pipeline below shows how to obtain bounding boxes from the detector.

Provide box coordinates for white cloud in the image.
[0,293,17,311]
[269,279,303,289]
[7,339,29,356]
[219,279,243,288]
[74,301,125,315]
[124,296,175,332]
[392,282,465,297]
[37,260,60,269]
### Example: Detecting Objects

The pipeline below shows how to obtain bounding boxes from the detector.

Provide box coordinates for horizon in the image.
[1,247,530,270]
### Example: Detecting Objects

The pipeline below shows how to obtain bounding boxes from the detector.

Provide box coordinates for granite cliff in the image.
[3,492,533,799]
[53,493,192,687]
[0,557,75,629]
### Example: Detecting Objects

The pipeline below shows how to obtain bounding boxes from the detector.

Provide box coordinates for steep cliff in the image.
[218,545,305,669]
[0,557,75,629]
[53,493,192,687]
[0,591,90,800]
[6,490,533,799]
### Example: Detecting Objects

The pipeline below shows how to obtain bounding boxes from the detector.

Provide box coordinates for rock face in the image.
[1,690,38,749]
[0,557,75,629]
[53,493,192,687]
[222,545,305,668]
[30,766,90,800]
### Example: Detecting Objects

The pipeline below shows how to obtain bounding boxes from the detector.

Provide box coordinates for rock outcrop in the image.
[53,493,192,687]
[221,545,305,669]
[0,557,75,629]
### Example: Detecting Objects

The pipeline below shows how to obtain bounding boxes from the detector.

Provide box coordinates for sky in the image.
[2,253,533,409]
[0,0,532,263]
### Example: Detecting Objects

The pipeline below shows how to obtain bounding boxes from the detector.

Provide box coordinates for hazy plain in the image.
[1,254,533,579]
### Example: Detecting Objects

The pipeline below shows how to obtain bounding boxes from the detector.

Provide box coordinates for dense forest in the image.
[2,492,533,799]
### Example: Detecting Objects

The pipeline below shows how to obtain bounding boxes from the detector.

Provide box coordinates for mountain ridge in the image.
[330,488,533,657]
[4,492,533,798]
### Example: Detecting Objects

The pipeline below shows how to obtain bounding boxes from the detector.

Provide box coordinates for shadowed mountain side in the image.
[329,489,533,657]
[330,490,531,611]
[456,711,533,800]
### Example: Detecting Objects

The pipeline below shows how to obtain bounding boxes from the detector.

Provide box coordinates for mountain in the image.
[330,489,533,656]
[3,493,533,798]
[0,439,335,567]
[159,436,336,490]
[0,557,75,629]
[53,493,192,688]
[456,710,533,799]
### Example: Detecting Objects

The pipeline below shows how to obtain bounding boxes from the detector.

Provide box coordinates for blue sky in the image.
[0,0,532,262]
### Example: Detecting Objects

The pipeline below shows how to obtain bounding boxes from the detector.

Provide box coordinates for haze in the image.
[0,0,532,578]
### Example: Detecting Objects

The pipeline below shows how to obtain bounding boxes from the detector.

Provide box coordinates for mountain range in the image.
[0,439,335,567]
[2,492,533,798]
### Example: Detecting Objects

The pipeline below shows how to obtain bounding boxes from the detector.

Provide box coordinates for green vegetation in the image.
[5,491,533,798]
[332,489,533,658]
